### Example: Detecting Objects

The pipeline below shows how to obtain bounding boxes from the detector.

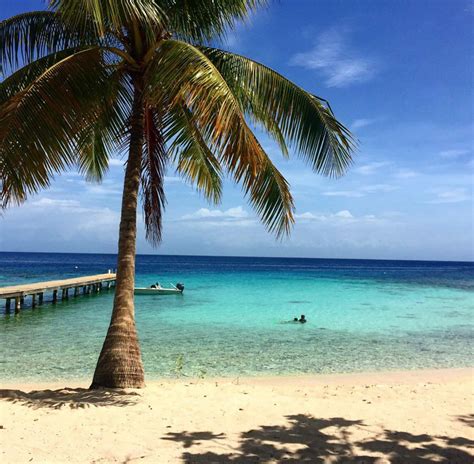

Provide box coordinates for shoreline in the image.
[1,366,472,463]
[2,366,472,390]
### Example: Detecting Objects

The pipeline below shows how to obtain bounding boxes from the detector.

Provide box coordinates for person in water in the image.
[288,315,306,323]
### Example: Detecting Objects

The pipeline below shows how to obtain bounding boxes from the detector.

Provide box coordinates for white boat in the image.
[134,283,184,295]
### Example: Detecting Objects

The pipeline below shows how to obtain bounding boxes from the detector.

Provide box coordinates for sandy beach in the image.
[1,368,472,463]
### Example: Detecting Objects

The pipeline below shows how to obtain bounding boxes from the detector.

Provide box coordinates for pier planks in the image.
[0,273,116,313]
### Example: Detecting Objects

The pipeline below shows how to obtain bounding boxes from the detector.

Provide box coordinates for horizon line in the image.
[0,250,472,264]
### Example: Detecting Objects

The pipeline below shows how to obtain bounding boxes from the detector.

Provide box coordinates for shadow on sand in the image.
[162,414,473,463]
[0,387,140,409]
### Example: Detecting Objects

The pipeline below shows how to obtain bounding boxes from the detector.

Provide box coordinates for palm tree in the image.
[0,0,355,388]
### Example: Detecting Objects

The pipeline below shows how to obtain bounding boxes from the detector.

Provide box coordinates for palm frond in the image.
[77,69,132,182]
[239,83,290,157]
[200,47,356,177]
[1,47,84,104]
[51,0,167,44]
[163,0,268,43]
[0,47,111,208]
[0,11,95,75]
[244,143,295,237]
[140,107,167,245]
[165,103,223,204]
[77,128,109,182]
[148,39,293,236]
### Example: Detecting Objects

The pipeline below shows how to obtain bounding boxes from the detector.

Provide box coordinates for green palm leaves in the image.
[0,11,86,73]
[1,47,112,207]
[1,0,354,238]
[201,48,355,177]
[164,0,269,42]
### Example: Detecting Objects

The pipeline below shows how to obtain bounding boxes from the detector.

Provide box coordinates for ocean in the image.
[0,252,473,381]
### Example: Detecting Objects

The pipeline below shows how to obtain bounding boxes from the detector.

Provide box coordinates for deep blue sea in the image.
[0,252,473,381]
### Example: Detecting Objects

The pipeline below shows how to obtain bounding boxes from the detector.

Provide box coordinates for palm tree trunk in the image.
[90,77,146,389]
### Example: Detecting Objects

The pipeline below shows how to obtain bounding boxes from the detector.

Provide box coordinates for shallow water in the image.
[1,252,473,381]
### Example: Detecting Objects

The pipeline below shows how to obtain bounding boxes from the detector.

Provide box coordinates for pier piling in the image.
[0,274,116,314]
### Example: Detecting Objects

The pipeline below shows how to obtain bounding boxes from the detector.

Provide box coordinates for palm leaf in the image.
[77,69,132,182]
[200,47,356,177]
[1,47,85,104]
[163,0,268,42]
[148,39,294,236]
[165,103,223,204]
[0,47,111,207]
[77,128,110,182]
[140,106,167,244]
[51,0,167,44]
[0,11,96,75]
[244,143,295,236]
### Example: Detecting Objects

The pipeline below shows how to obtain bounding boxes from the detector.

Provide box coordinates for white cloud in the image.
[164,176,182,183]
[295,209,381,223]
[62,171,82,178]
[295,212,320,220]
[108,158,124,167]
[292,208,405,231]
[322,190,365,198]
[29,197,120,218]
[76,208,120,232]
[360,184,397,193]
[395,169,418,179]
[350,118,377,130]
[322,183,396,197]
[334,210,353,219]
[182,206,249,220]
[353,161,390,175]
[31,198,81,209]
[84,184,122,196]
[290,28,378,87]
[427,188,471,204]
[439,149,470,159]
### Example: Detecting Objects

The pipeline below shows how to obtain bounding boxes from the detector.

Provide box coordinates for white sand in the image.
[1,368,473,463]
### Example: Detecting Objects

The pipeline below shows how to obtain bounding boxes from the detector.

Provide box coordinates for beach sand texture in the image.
[1,368,473,463]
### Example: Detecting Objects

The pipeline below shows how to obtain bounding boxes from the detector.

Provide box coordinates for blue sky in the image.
[1,0,473,260]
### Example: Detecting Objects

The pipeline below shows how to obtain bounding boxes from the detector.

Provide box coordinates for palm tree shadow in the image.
[361,428,474,463]
[168,414,474,463]
[0,387,140,409]
[162,431,225,448]
[457,414,474,428]
[173,415,375,463]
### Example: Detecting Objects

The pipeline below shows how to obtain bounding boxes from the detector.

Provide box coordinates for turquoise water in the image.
[1,253,473,381]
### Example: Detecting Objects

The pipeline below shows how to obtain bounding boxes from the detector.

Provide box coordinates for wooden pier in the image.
[0,273,116,314]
